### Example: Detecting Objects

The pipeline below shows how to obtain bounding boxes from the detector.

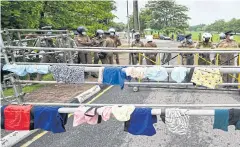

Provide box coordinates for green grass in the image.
[2,74,54,97]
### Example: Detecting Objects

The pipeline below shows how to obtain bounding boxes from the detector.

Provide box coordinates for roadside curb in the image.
[0,85,102,147]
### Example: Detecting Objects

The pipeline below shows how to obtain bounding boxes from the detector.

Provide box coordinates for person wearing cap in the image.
[196,33,215,65]
[109,28,121,64]
[144,36,157,65]
[217,30,239,84]
[102,31,116,64]
[130,32,144,65]
[178,34,195,65]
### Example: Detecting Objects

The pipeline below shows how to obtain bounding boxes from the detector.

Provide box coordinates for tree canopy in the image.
[1,1,116,34]
[189,18,240,34]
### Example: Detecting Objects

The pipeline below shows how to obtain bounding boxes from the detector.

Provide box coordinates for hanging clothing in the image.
[171,67,188,83]
[2,64,50,76]
[165,108,189,135]
[125,67,147,79]
[124,108,157,136]
[144,67,168,81]
[49,65,85,84]
[3,105,33,130]
[1,105,7,129]
[3,64,28,76]
[73,106,102,126]
[229,109,240,130]
[25,65,49,74]
[97,106,112,121]
[191,67,222,89]
[213,109,229,132]
[33,106,68,133]
[102,67,130,89]
[112,105,135,121]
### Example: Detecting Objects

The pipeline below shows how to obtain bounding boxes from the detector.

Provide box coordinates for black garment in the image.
[229,109,240,130]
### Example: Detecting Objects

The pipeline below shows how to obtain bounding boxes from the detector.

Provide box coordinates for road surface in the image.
[5,40,240,147]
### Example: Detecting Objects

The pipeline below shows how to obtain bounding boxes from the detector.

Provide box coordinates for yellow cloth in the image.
[191,68,222,89]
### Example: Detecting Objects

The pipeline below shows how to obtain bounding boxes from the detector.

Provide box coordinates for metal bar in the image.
[15,62,240,68]
[14,80,240,86]
[57,108,215,116]
[3,34,68,44]
[9,65,240,73]
[13,102,240,108]
[4,46,240,53]
[14,51,63,58]
[6,29,68,32]
[127,85,239,91]
[0,33,23,103]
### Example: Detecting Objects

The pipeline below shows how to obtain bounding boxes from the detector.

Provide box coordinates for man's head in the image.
[104,31,110,38]
[96,29,104,38]
[108,28,116,37]
[225,31,234,41]
[202,33,212,43]
[185,34,192,44]
[134,32,140,41]
[77,26,87,36]
[146,35,153,43]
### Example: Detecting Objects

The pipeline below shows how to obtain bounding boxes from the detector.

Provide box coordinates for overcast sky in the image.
[113,0,240,26]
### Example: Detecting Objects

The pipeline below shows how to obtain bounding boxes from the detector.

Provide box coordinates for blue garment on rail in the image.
[144,67,168,81]
[213,109,229,132]
[33,106,68,133]
[25,65,49,74]
[171,67,188,83]
[126,108,157,136]
[2,64,50,76]
[102,67,130,89]
[2,64,27,76]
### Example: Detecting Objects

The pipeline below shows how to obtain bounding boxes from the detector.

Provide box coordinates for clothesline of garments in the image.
[2,64,236,89]
[1,105,239,136]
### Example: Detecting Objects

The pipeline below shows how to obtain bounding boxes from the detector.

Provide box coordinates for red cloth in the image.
[4,105,32,130]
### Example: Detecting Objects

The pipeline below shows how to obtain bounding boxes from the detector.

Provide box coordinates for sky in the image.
[113,0,240,26]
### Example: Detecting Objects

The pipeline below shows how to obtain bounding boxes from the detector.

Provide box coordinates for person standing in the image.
[196,33,214,65]
[217,30,239,84]
[92,29,108,64]
[178,34,195,65]
[102,31,116,64]
[109,28,121,64]
[130,32,144,65]
[145,36,157,65]
[75,26,97,78]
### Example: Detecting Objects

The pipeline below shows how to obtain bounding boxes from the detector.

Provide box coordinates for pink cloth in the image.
[73,106,99,127]
[98,107,112,121]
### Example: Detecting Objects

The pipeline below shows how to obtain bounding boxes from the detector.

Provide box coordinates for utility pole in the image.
[127,0,130,46]
[133,0,139,32]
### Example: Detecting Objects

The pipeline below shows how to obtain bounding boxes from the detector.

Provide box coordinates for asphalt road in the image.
[15,86,240,147]
[5,40,240,147]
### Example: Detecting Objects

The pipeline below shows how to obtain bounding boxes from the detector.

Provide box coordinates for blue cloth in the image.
[171,67,188,83]
[127,108,157,136]
[144,67,168,81]
[3,64,27,76]
[33,106,68,133]
[26,65,49,74]
[2,64,49,76]
[213,109,229,132]
[102,67,130,89]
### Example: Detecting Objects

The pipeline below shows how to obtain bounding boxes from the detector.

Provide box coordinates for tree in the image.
[227,18,240,34]
[111,22,126,32]
[1,1,43,29]
[1,1,116,35]
[145,0,190,30]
